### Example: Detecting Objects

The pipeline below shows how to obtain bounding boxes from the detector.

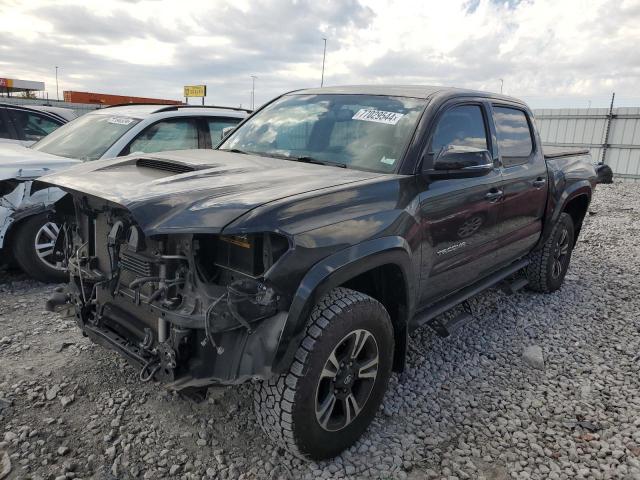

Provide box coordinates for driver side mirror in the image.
[221,126,236,140]
[423,146,494,179]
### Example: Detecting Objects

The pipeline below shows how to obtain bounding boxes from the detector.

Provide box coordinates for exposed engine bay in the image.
[50,195,290,390]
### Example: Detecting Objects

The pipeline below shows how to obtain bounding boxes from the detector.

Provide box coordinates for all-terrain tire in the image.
[11,214,67,283]
[254,287,394,460]
[526,212,575,293]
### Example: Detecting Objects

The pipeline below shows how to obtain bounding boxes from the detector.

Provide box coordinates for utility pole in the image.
[55,66,59,101]
[499,78,503,94]
[321,38,327,87]
[250,75,257,110]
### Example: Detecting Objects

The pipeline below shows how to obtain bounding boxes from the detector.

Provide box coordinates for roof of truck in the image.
[290,85,524,104]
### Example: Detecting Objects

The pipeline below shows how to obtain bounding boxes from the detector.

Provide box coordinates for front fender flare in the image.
[272,236,415,373]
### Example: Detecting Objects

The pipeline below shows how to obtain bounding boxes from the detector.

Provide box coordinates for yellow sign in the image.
[184,85,206,97]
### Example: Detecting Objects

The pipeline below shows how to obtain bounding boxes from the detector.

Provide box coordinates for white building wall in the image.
[533,108,640,179]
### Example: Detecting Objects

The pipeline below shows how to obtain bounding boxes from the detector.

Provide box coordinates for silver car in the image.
[0,104,249,282]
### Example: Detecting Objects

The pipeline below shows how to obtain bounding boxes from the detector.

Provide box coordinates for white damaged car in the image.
[0,104,248,282]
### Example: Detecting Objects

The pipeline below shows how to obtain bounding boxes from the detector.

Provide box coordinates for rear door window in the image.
[431,105,489,153]
[126,119,199,154]
[7,108,62,141]
[492,106,533,166]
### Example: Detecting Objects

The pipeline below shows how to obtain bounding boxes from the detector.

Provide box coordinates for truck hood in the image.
[39,149,384,235]
[0,142,81,181]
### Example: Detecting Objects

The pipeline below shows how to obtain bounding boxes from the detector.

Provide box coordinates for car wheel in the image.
[254,287,394,460]
[11,213,68,283]
[526,212,574,293]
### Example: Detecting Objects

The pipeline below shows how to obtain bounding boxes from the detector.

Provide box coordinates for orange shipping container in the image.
[63,91,182,106]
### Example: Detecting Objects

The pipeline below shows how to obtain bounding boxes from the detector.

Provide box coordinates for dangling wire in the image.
[201,293,227,354]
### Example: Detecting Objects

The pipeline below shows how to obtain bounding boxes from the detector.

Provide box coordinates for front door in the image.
[417,102,504,306]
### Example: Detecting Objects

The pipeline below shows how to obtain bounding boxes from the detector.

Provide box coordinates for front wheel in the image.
[254,288,394,460]
[526,212,575,293]
[11,213,67,283]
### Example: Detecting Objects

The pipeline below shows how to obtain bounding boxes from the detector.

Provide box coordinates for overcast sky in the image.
[1,0,639,109]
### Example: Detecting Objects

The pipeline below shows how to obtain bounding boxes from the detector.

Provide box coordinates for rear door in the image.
[490,104,548,266]
[417,101,504,306]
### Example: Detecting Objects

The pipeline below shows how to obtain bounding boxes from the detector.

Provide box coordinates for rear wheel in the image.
[254,287,394,460]
[526,212,574,293]
[11,213,67,283]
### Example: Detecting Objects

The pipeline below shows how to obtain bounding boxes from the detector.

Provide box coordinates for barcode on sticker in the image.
[352,109,404,125]
[107,117,134,125]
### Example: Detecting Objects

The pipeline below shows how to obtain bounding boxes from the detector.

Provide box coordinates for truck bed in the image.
[543,146,590,159]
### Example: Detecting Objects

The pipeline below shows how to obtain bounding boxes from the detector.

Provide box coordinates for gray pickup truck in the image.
[41,85,597,459]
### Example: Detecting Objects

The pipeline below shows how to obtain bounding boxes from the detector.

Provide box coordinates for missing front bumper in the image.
[51,288,288,389]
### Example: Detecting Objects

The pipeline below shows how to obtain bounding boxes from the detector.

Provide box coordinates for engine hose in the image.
[148,286,167,304]
[139,359,161,382]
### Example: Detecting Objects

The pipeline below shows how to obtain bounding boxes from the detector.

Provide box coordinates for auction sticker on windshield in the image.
[352,109,404,125]
[107,117,135,125]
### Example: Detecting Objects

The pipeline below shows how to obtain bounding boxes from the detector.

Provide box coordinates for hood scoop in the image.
[135,158,195,174]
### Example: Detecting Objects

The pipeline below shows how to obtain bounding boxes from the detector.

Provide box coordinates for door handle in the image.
[485,189,503,202]
[533,177,546,188]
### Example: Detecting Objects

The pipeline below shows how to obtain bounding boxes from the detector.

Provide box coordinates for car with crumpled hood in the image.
[0,104,248,282]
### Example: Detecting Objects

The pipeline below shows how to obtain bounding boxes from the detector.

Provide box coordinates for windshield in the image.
[219,94,426,173]
[31,113,140,160]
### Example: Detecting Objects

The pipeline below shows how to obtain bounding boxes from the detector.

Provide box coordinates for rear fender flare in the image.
[539,180,592,248]
[272,236,415,373]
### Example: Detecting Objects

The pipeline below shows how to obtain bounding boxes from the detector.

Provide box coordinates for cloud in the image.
[0,0,639,109]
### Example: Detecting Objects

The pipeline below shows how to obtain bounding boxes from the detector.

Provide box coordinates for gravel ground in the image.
[1,181,639,480]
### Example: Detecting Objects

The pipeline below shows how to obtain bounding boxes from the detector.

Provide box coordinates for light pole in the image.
[55,66,59,101]
[499,78,503,94]
[321,38,327,87]
[250,75,257,110]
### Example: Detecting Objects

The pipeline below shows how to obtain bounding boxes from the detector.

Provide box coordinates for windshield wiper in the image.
[222,149,347,168]
[223,148,252,155]
[294,156,347,168]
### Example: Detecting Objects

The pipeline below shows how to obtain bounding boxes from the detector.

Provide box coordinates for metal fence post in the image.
[601,92,615,164]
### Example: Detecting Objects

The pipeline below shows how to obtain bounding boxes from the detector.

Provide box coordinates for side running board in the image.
[428,301,474,338]
[412,258,530,337]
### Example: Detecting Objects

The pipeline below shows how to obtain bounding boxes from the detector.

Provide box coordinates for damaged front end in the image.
[48,195,290,390]
[0,177,65,251]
